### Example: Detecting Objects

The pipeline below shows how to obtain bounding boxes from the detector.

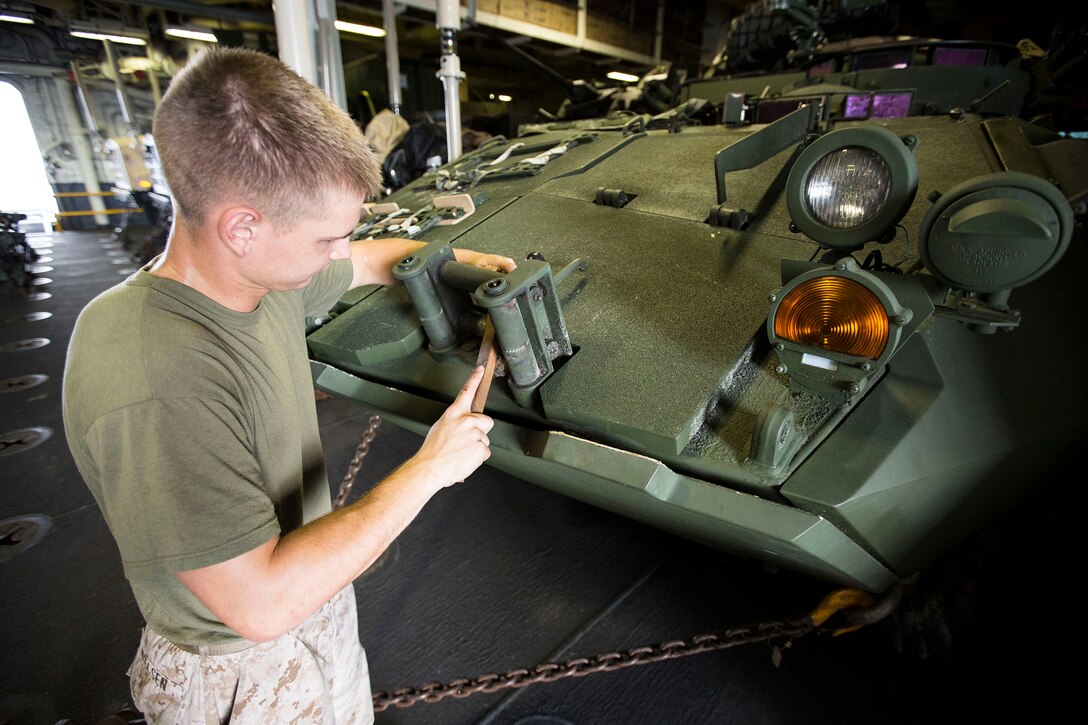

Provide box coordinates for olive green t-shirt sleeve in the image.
[302,258,354,319]
[86,396,280,573]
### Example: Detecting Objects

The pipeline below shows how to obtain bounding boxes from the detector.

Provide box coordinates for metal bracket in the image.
[745,404,801,475]
[713,101,823,206]
[932,290,1022,333]
[707,205,751,229]
[361,201,401,216]
[433,194,476,225]
[394,240,586,408]
[595,188,635,208]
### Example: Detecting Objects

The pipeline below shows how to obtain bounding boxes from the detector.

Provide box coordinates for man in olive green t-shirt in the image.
[62,47,514,723]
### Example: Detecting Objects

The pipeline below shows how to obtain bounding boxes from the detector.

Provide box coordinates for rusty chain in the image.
[372,618,819,712]
[369,588,882,712]
[324,407,884,714]
[332,414,383,510]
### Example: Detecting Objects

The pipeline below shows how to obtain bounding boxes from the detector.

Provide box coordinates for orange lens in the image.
[774,276,889,359]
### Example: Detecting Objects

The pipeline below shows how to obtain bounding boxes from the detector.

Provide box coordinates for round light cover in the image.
[804,147,892,229]
[775,276,889,359]
[918,171,1072,293]
[787,127,918,250]
[766,257,932,397]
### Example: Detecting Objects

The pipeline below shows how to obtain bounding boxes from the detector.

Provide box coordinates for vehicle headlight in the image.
[786,127,918,250]
[768,257,933,398]
[774,275,889,359]
[803,147,892,229]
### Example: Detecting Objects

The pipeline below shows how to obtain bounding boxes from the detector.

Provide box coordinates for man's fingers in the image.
[452,365,486,409]
[473,255,517,273]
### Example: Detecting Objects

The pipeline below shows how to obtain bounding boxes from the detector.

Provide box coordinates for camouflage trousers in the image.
[128,586,374,724]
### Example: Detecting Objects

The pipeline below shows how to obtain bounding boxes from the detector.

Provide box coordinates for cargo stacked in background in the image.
[479,0,656,55]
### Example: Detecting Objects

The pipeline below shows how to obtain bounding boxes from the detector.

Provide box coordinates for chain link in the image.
[328,411,877,714]
[333,415,383,510]
[372,617,818,712]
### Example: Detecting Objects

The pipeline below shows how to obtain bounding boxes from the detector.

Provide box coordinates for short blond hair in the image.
[153,47,381,228]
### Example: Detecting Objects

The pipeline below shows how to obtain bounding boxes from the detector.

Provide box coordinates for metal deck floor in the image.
[1,230,1081,724]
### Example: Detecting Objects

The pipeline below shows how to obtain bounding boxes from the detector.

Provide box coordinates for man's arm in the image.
[177,366,493,642]
[348,237,517,288]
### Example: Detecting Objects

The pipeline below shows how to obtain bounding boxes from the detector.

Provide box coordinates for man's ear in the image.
[218,207,260,257]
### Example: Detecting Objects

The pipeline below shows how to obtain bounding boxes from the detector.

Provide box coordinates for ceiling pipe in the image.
[0,62,60,77]
[107,0,272,26]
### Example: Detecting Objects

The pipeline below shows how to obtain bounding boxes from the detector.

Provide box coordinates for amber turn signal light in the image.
[774,276,889,359]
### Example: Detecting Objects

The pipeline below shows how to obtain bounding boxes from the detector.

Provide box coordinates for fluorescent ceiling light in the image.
[69,21,148,46]
[71,31,147,45]
[606,71,639,83]
[1,13,34,24]
[335,20,386,37]
[164,26,218,43]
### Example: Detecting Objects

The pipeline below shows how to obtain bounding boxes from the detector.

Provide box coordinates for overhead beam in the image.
[109,0,273,26]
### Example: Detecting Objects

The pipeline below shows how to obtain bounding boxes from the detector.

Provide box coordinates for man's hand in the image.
[411,365,495,488]
[455,249,518,273]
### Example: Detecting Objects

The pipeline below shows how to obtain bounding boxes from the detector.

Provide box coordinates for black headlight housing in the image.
[786,127,919,250]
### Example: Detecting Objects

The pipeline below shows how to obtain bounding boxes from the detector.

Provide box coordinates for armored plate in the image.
[308,42,1088,591]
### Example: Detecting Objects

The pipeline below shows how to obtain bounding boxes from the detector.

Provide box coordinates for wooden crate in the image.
[586,14,626,47]
[499,0,531,21]
[528,1,577,34]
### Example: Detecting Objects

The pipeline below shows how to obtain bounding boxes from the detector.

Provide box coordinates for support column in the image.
[274,0,318,86]
[436,0,463,162]
[53,76,108,225]
[653,1,664,64]
[315,0,347,111]
[382,0,402,115]
[273,0,348,110]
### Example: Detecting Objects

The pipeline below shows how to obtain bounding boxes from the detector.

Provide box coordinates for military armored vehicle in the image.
[306,32,1087,598]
